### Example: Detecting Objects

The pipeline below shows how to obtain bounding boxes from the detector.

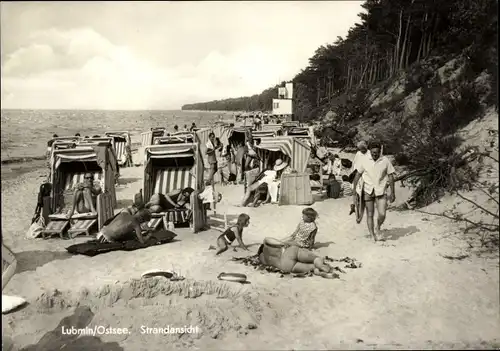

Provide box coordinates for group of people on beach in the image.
[41,121,396,280]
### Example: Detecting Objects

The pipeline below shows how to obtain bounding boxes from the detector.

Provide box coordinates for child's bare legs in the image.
[215,236,229,255]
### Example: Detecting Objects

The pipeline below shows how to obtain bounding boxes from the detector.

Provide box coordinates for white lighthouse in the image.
[272,82,293,120]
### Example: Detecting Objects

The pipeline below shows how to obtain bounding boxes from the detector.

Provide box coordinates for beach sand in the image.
[2,133,499,350]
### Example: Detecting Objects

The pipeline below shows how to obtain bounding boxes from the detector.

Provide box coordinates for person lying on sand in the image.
[209,213,250,255]
[250,182,270,207]
[241,164,277,206]
[66,173,102,218]
[280,207,318,250]
[145,187,194,213]
[97,209,153,244]
[352,142,395,241]
[258,237,335,278]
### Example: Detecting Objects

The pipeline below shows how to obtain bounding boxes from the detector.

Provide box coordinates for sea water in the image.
[1,109,226,163]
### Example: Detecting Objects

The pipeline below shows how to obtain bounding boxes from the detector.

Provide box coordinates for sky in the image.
[1,1,364,110]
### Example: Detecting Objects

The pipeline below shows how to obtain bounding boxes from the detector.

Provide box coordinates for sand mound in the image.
[4,278,276,350]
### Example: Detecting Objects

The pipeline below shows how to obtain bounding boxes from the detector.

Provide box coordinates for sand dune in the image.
[2,136,499,350]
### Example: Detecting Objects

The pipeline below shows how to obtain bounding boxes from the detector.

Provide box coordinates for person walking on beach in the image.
[206,132,222,185]
[352,142,395,241]
[350,140,372,182]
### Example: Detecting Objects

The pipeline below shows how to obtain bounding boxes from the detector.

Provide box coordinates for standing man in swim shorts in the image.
[206,132,222,185]
[352,142,395,241]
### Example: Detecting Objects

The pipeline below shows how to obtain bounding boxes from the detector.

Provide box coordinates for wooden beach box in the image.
[279,173,313,206]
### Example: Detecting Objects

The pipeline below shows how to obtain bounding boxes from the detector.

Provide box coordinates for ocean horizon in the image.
[0,109,229,162]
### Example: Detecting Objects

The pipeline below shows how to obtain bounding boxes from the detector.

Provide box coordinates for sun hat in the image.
[274,159,288,171]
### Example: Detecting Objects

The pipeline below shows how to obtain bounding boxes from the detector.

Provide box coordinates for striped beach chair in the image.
[43,171,103,238]
[146,167,195,230]
[114,139,127,166]
[105,132,132,167]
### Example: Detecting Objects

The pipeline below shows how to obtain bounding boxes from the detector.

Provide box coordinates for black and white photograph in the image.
[1,1,499,350]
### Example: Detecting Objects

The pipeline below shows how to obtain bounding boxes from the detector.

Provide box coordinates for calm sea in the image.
[1,109,226,163]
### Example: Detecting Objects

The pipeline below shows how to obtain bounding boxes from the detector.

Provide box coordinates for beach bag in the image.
[327,180,341,199]
[26,217,45,239]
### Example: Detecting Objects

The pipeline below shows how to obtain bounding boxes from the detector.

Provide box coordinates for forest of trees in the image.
[182,0,497,120]
[181,84,282,112]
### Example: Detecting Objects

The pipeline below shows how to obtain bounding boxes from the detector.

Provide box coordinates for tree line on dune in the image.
[181,0,497,120]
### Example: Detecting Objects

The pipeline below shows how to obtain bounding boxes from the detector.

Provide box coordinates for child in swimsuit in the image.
[209,213,250,255]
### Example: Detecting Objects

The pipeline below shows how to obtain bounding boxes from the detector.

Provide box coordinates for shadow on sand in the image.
[15,250,72,274]
[314,241,335,249]
[20,306,123,351]
[380,226,419,241]
[116,199,134,209]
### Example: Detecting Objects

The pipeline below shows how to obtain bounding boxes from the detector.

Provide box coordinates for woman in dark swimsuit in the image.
[209,213,250,255]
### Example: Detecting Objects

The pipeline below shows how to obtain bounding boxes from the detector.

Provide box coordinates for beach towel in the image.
[65,229,177,257]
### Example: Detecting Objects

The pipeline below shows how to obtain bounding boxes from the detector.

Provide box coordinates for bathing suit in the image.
[222,226,237,244]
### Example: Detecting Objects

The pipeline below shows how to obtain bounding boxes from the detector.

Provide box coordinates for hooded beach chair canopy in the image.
[154,134,194,145]
[51,144,118,189]
[283,121,300,128]
[49,136,81,144]
[227,126,251,146]
[79,137,114,147]
[286,127,309,137]
[44,144,118,235]
[261,124,284,133]
[255,136,311,173]
[143,143,204,202]
[252,130,278,139]
[104,132,133,166]
[141,128,166,147]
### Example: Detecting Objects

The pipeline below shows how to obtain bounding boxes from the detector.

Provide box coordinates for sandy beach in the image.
[2,131,499,351]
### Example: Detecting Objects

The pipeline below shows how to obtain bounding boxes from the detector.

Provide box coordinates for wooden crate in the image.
[279,173,313,206]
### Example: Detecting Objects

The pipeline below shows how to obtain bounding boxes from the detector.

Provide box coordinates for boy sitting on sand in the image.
[209,213,250,255]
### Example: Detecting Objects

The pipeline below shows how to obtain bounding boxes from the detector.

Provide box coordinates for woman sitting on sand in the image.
[145,187,194,213]
[258,238,335,278]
